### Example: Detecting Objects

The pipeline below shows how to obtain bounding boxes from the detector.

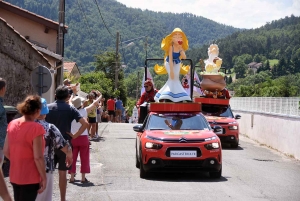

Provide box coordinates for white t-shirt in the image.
[71,108,88,136]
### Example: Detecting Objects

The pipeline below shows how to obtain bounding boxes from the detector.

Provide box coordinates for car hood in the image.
[204,115,235,124]
[145,130,216,142]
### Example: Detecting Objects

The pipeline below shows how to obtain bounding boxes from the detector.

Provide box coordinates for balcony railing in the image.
[230,97,300,117]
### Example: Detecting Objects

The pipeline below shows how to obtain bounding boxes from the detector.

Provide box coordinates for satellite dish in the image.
[31,66,52,95]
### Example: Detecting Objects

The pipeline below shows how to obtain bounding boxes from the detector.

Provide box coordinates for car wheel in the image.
[139,150,148,178]
[209,167,222,179]
[135,146,140,169]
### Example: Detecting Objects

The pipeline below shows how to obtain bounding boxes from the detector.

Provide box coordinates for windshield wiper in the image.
[149,128,166,130]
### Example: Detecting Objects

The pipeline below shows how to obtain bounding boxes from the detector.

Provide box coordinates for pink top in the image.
[7,118,45,184]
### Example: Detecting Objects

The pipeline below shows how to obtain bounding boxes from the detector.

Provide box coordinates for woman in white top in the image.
[68,91,102,183]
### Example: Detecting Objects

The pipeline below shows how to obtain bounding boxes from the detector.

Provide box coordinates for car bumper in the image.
[143,157,221,173]
[218,135,238,144]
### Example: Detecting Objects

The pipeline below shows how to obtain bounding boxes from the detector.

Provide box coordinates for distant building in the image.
[248,62,262,74]
[0,1,68,103]
[64,62,81,79]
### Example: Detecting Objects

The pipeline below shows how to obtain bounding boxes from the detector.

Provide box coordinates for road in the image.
[3,123,300,201]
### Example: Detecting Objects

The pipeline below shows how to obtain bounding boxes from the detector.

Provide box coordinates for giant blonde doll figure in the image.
[154,28,191,102]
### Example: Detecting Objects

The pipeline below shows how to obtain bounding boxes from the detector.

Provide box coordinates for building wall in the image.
[0,19,50,106]
[0,9,57,52]
[233,110,300,160]
[70,66,81,79]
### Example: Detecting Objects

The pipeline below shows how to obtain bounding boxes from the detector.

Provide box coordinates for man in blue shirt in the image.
[0,78,12,201]
[115,97,123,123]
[46,86,88,201]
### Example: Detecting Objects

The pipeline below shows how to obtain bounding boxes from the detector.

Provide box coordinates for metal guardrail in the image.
[230,97,300,117]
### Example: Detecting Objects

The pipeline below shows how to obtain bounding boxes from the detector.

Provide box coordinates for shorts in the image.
[54,149,72,171]
[88,117,96,123]
[108,110,115,116]
[97,114,102,123]
[115,109,122,117]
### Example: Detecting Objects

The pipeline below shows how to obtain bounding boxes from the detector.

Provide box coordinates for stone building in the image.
[0,17,51,106]
[0,1,67,104]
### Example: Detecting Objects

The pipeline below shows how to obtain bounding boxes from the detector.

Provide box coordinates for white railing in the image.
[230,97,300,117]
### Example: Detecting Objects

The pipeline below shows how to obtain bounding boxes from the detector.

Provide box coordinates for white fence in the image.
[230,97,300,117]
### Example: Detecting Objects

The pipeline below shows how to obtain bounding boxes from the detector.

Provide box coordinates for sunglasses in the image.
[144,85,150,87]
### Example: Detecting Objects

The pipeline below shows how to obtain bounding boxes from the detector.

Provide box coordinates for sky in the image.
[116,0,300,29]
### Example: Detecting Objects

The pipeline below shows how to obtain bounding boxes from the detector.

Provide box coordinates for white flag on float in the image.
[182,71,204,97]
[140,68,155,95]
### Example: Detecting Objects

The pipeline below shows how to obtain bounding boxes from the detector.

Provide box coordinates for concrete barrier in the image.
[233,110,300,160]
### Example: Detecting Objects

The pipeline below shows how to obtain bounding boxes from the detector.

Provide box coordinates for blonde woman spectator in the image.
[3,95,46,201]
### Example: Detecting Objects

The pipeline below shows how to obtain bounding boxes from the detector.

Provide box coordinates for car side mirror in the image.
[213,125,222,133]
[133,125,144,132]
[235,114,241,119]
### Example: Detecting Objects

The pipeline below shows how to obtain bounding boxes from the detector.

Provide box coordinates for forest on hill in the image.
[5,0,239,73]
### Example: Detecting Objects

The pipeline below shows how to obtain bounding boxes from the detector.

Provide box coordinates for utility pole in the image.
[144,36,148,81]
[56,0,65,87]
[115,31,119,90]
[136,71,140,101]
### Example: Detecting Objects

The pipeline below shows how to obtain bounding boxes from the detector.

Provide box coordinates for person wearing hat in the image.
[154,28,191,102]
[68,91,102,184]
[35,98,73,201]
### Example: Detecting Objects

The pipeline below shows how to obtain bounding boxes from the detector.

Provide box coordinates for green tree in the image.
[233,60,247,79]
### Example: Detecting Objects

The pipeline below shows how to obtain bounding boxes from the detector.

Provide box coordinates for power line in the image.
[93,0,115,38]
[77,0,97,44]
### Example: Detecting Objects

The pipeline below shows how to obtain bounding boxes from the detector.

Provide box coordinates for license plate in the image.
[170,150,197,158]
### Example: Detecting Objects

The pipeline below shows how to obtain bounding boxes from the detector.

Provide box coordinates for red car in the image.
[202,104,241,148]
[134,103,222,179]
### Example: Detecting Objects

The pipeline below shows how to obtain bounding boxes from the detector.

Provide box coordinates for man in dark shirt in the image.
[46,86,88,201]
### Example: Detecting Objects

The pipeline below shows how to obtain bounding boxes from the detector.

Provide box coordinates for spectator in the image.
[115,97,123,123]
[101,111,109,123]
[46,86,88,201]
[107,96,115,123]
[35,98,73,201]
[0,78,12,201]
[4,95,46,201]
[84,92,97,140]
[68,91,103,183]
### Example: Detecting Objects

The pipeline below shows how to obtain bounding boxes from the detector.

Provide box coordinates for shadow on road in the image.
[143,172,228,182]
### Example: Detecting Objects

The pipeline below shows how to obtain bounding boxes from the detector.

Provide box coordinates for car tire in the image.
[209,167,222,179]
[139,150,148,178]
[135,146,140,169]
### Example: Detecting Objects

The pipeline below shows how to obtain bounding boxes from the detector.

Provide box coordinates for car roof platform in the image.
[194,97,229,106]
[149,102,201,113]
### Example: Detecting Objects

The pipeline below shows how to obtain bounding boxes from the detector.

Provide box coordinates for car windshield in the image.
[201,105,234,118]
[147,113,211,130]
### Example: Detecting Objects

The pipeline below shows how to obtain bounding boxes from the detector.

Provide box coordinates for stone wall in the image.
[0,18,50,106]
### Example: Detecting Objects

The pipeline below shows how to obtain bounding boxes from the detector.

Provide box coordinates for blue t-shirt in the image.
[115,100,123,110]
[45,100,82,141]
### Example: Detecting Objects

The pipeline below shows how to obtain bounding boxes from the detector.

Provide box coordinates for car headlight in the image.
[228,125,238,130]
[204,142,220,150]
[145,142,163,149]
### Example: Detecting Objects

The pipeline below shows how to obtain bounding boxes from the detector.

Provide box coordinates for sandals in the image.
[69,179,75,183]
[81,178,90,184]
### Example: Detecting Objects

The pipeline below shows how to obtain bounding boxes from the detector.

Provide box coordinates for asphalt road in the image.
[3,123,300,201]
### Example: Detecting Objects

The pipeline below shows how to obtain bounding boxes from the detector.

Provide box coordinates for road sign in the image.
[31,65,52,96]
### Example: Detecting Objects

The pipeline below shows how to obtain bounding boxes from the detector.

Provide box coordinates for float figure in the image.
[154,28,191,102]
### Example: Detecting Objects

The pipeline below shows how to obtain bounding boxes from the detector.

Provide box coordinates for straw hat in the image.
[161,28,189,53]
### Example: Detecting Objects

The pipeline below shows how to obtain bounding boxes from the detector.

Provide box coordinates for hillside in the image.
[189,15,300,69]
[5,0,239,73]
